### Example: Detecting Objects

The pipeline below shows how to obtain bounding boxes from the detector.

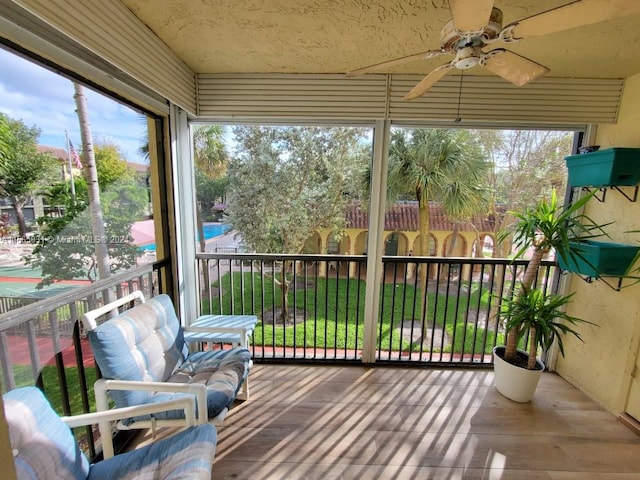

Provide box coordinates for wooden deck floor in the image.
[131,364,640,479]
[207,364,640,479]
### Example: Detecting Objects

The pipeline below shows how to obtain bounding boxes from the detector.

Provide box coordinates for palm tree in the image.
[387,128,491,337]
[193,125,228,179]
[193,125,229,253]
[191,125,229,300]
[73,83,111,283]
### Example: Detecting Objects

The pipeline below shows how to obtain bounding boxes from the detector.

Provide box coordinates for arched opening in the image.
[384,231,408,256]
[354,231,368,255]
[472,234,495,258]
[303,232,321,253]
[443,233,467,257]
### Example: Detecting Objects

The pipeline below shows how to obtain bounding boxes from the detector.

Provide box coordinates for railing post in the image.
[0,332,15,390]
[362,119,390,363]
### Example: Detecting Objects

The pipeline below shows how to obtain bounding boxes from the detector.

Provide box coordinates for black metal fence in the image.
[0,252,558,460]
[197,254,366,362]
[0,261,168,460]
[195,253,558,366]
[377,256,557,366]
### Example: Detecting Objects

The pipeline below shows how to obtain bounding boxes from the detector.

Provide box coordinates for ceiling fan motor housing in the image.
[440,7,503,51]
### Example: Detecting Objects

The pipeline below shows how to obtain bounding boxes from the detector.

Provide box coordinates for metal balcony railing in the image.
[0,260,169,460]
[195,253,558,366]
[0,252,557,460]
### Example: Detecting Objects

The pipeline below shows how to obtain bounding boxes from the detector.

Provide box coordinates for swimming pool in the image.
[139,223,231,252]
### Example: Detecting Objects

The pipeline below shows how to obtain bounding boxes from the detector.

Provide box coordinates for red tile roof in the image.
[127,162,149,173]
[346,201,500,232]
[37,145,67,160]
[38,146,149,172]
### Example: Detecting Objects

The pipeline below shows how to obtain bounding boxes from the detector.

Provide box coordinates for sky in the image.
[0,47,148,164]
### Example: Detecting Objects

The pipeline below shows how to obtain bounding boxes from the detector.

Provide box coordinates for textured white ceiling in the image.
[121,0,640,80]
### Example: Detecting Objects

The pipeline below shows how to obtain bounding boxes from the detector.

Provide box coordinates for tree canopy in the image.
[194,125,228,179]
[93,142,130,187]
[473,129,572,256]
[477,129,570,213]
[0,113,11,174]
[25,143,147,287]
[0,115,60,236]
[226,125,370,254]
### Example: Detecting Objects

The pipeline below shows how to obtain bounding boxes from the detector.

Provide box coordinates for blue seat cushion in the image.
[88,294,189,409]
[88,294,251,421]
[4,387,90,480]
[87,423,216,480]
[130,347,252,421]
[3,387,217,480]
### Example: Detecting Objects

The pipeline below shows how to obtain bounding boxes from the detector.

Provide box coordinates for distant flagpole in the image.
[65,130,76,198]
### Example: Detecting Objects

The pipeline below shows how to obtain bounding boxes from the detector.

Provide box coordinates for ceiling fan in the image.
[347,0,640,101]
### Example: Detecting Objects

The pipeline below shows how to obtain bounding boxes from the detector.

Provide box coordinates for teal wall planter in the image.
[558,240,640,278]
[565,148,640,187]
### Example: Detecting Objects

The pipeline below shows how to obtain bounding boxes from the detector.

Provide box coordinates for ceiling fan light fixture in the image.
[453,46,482,69]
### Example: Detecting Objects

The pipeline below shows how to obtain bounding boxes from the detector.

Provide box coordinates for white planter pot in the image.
[493,346,545,403]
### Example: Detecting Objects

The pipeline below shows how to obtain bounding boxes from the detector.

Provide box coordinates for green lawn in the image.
[203,271,505,355]
[2,363,99,449]
[3,363,98,416]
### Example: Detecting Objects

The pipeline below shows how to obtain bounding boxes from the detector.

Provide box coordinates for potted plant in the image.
[494,189,605,402]
[494,287,595,402]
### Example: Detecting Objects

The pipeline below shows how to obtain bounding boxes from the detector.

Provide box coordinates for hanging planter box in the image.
[558,240,640,278]
[565,148,640,187]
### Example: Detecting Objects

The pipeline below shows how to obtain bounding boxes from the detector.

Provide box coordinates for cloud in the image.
[0,48,148,164]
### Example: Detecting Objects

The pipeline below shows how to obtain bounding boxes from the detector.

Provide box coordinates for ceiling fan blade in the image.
[403,64,452,101]
[346,50,445,77]
[482,49,549,86]
[449,0,495,32]
[508,0,640,39]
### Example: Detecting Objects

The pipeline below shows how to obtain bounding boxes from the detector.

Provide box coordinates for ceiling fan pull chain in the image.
[455,71,464,123]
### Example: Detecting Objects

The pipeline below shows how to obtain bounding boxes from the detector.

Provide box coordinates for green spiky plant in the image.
[497,189,608,369]
[499,288,595,369]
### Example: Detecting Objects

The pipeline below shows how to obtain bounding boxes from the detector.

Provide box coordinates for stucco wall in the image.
[556,72,640,414]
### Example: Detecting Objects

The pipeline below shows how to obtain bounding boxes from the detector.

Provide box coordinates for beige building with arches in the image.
[308,201,501,278]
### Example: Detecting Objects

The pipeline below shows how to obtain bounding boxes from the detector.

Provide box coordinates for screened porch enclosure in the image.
[2,3,640,466]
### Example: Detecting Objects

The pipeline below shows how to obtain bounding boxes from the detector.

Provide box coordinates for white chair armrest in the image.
[61,396,197,429]
[81,290,146,330]
[93,378,207,424]
[94,379,208,425]
[61,396,197,459]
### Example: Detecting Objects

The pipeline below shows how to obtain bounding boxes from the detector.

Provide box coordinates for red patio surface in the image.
[6,335,95,368]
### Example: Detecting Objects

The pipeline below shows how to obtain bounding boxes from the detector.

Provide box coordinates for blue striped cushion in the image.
[4,387,90,480]
[88,294,252,422]
[88,294,188,409]
[149,347,251,420]
[86,423,216,480]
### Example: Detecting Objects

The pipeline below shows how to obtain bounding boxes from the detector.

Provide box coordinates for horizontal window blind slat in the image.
[198,74,622,125]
